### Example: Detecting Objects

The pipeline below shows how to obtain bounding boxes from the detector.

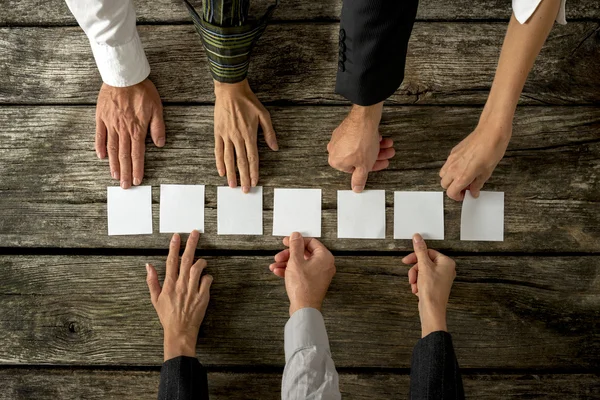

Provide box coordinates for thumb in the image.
[150,105,166,148]
[288,232,306,264]
[145,263,162,307]
[260,110,278,151]
[412,234,431,265]
[351,166,368,193]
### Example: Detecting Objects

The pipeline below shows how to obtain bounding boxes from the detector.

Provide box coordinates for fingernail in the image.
[112,171,119,180]
[251,179,257,187]
[158,138,165,147]
[353,185,364,193]
[191,229,198,238]
[133,178,141,186]
[242,186,250,193]
[218,169,224,177]
[96,151,101,159]
[413,234,423,244]
[120,181,127,189]
[145,263,150,273]
[228,180,236,188]
[171,234,179,243]
[272,142,279,151]
[291,232,300,240]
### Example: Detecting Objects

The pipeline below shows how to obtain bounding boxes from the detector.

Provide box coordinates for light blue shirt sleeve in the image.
[282,308,341,400]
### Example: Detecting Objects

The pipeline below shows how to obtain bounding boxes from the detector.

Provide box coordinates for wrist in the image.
[350,102,383,118]
[289,302,322,317]
[214,78,250,97]
[418,299,448,338]
[163,334,197,362]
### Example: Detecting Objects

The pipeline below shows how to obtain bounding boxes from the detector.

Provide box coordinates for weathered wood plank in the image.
[1,106,599,251]
[1,0,599,25]
[0,369,599,400]
[0,255,598,368]
[1,23,598,105]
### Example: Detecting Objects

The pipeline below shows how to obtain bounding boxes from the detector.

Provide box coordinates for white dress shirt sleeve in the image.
[513,0,567,25]
[282,308,341,400]
[65,0,151,87]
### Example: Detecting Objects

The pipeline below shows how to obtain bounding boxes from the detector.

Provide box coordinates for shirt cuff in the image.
[183,0,277,84]
[284,307,330,363]
[88,30,151,87]
[512,0,567,25]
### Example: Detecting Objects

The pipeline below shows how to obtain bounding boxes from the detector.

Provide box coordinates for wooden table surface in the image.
[1,0,599,398]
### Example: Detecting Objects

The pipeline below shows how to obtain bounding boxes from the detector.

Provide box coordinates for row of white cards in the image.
[107,185,504,241]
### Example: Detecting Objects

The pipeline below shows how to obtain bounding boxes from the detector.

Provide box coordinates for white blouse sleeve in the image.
[512,0,567,25]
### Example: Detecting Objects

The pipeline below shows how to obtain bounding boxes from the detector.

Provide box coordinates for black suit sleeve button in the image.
[339,52,346,62]
[338,61,345,72]
[339,28,346,41]
[339,41,346,52]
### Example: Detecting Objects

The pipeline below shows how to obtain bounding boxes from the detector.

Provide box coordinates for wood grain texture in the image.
[1,0,599,25]
[0,255,598,368]
[0,369,598,400]
[1,23,598,105]
[1,105,599,251]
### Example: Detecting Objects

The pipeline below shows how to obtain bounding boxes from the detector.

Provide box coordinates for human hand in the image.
[269,232,336,316]
[146,230,213,361]
[439,117,511,201]
[96,78,165,189]
[214,79,278,193]
[402,234,456,338]
[327,102,394,193]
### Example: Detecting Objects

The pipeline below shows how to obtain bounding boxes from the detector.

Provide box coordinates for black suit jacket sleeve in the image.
[409,331,465,400]
[158,356,209,400]
[335,0,419,106]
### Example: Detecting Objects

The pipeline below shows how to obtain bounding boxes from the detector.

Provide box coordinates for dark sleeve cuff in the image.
[409,331,465,400]
[158,356,209,400]
[183,0,277,83]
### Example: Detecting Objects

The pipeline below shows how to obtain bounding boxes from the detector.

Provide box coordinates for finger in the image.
[189,258,207,293]
[198,274,213,299]
[259,110,278,151]
[351,167,369,193]
[272,267,286,278]
[165,233,181,283]
[468,176,487,198]
[379,138,394,149]
[377,147,395,160]
[408,264,419,285]
[274,249,290,263]
[412,234,431,265]
[246,140,259,187]
[145,263,162,307]
[131,129,145,186]
[288,232,306,264]
[428,249,444,262]
[440,173,454,190]
[180,230,200,281]
[150,105,166,148]
[214,136,225,177]
[411,283,418,295]
[95,118,107,159]
[224,141,237,188]
[269,262,288,271]
[439,160,449,178]
[447,178,469,201]
[118,132,132,189]
[402,252,417,265]
[107,129,120,180]
[282,236,324,254]
[371,160,390,172]
[233,140,251,193]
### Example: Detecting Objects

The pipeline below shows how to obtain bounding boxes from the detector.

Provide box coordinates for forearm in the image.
[158,356,209,400]
[484,0,562,121]
[282,308,341,400]
[410,331,464,400]
[64,0,149,87]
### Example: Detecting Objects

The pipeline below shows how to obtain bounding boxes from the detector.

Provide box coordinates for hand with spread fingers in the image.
[214,79,278,193]
[96,78,165,189]
[402,233,456,338]
[439,120,511,201]
[146,230,213,361]
[269,232,336,316]
[327,102,395,193]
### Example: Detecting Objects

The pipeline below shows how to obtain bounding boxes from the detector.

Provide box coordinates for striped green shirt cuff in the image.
[183,0,277,83]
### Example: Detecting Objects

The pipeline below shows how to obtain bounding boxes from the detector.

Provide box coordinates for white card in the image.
[394,191,444,240]
[273,188,322,237]
[107,186,153,235]
[159,184,205,233]
[337,190,386,239]
[217,186,263,235]
[461,190,504,241]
